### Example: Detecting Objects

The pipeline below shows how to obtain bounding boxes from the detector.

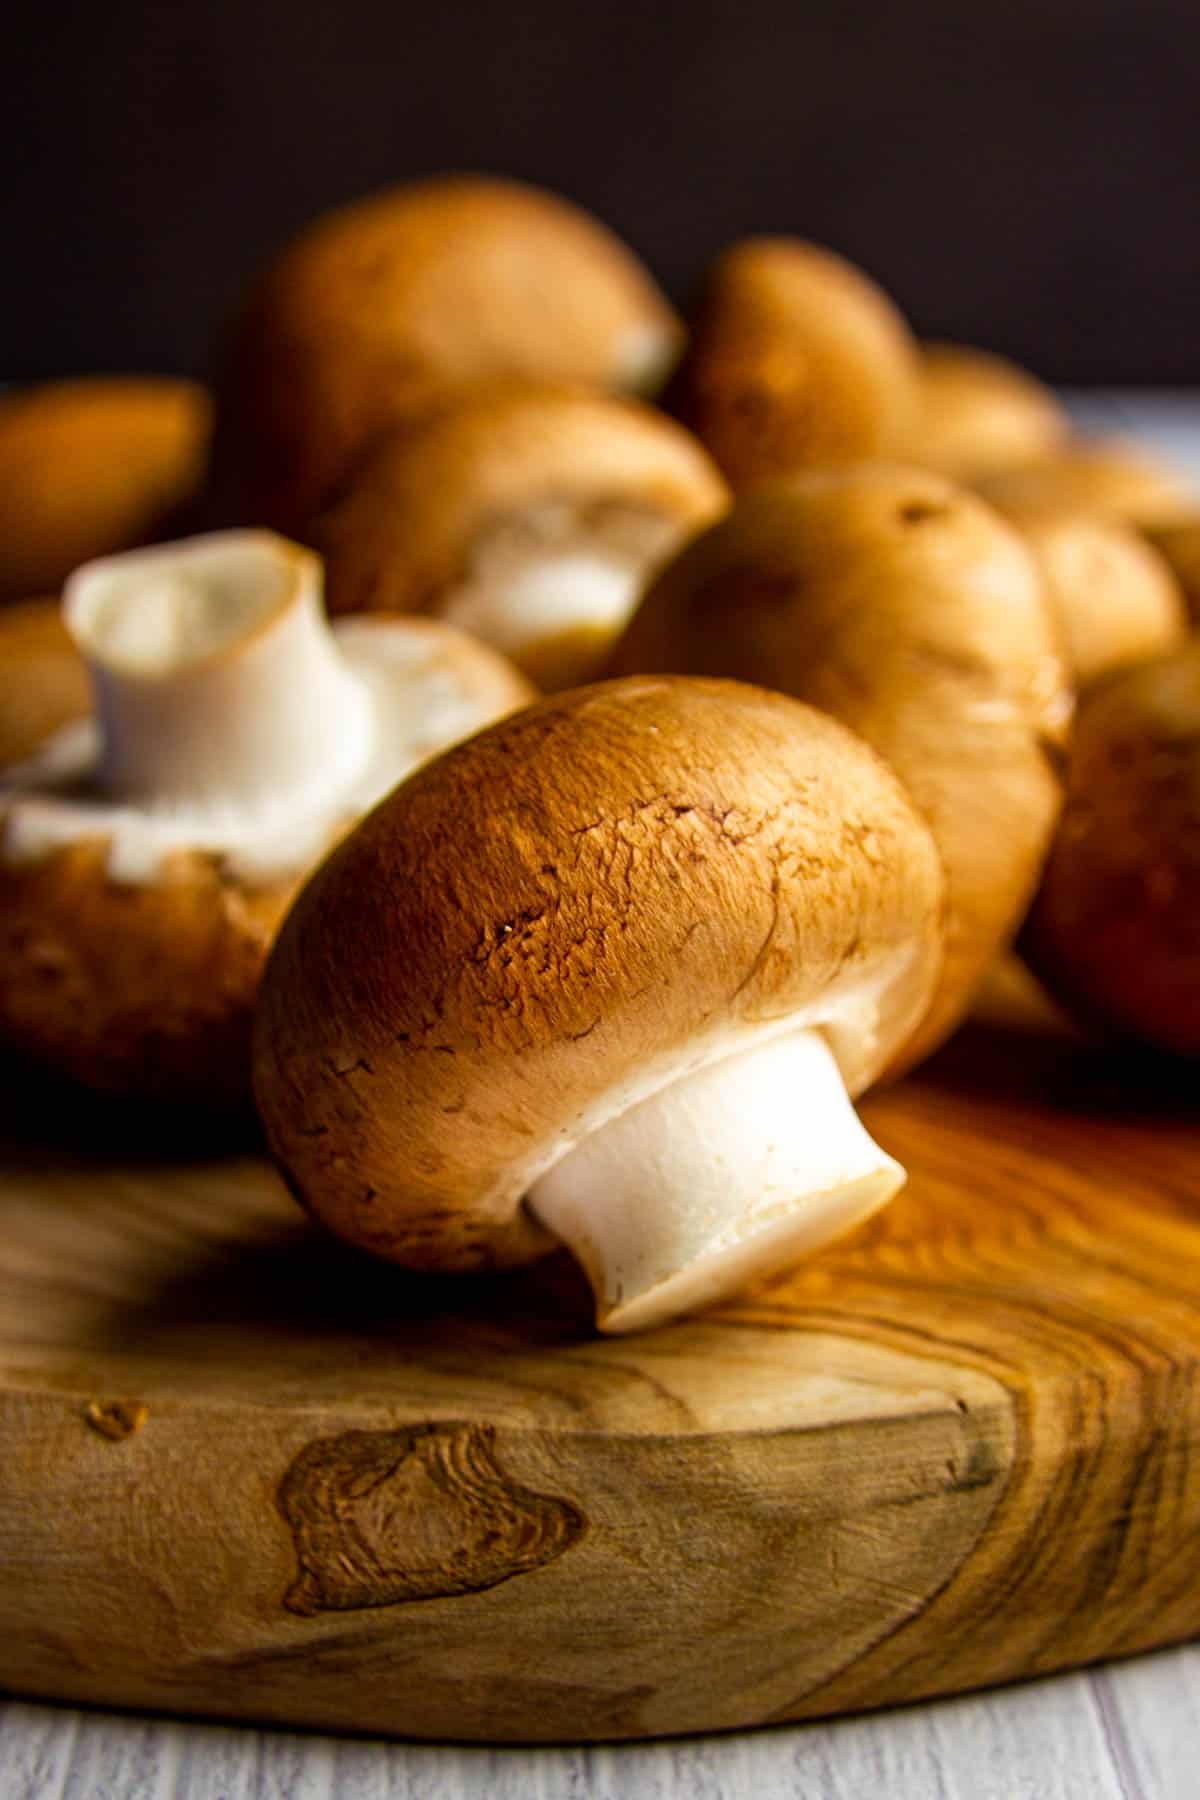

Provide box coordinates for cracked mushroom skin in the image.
[665,238,919,488]
[900,343,1069,482]
[309,383,729,690]
[206,175,683,533]
[608,465,1072,1071]
[975,439,1194,529]
[995,504,1187,688]
[0,599,90,767]
[253,677,945,1334]
[1022,642,1200,1056]
[0,533,533,1103]
[0,377,212,601]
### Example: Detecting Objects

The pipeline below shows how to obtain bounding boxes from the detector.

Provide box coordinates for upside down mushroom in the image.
[253,678,945,1334]
[0,532,532,1103]
[609,464,1072,1070]
[207,175,683,532]
[309,383,729,689]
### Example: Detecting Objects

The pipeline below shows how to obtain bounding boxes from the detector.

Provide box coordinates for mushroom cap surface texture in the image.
[608,464,1071,1070]
[308,383,729,688]
[900,343,1068,482]
[253,676,944,1275]
[207,175,683,533]
[975,439,1194,528]
[1022,642,1200,1056]
[0,377,213,600]
[0,599,90,767]
[666,238,919,488]
[1142,515,1200,627]
[998,503,1187,688]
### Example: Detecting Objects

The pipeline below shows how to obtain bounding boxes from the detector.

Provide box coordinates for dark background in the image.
[5,0,1199,384]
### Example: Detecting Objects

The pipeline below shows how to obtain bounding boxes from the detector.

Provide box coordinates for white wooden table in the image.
[3,393,1198,1800]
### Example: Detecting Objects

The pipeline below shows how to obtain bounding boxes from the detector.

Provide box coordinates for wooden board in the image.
[0,1007,1198,1745]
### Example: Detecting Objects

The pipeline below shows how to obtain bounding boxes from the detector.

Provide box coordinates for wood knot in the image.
[84,1399,149,1441]
[277,1421,586,1616]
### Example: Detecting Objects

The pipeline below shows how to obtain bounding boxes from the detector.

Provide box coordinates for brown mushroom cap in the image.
[308,382,729,689]
[997,503,1187,687]
[206,176,683,533]
[1141,515,1200,627]
[608,464,1071,1071]
[0,378,212,601]
[1022,642,1200,1055]
[253,676,944,1275]
[0,598,90,767]
[900,343,1068,482]
[974,438,1195,528]
[666,238,919,488]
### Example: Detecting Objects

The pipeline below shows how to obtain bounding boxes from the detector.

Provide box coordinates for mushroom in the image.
[900,343,1069,482]
[974,438,1194,529]
[608,464,1072,1071]
[253,676,944,1333]
[206,175,683,533]
[665,237,919,488]
[0,377,212,601]
[1022,641,1200,1055]
[0,532,533,1103]
[1141,515,1200,627]
[0,599,90,767]
[309,383,729,690]
[995,503,1187,688]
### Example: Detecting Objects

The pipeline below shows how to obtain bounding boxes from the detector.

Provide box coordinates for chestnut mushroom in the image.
[900,343,1069,482]
[0,599,90,767]
[995,503,1187,688]
[1141,515,1200,627]
[206,175,683,533]
[666,238,919,488]
[0,377,212,601]
[253,678,944,1334]
[609,464,1072,1071]
[309,383,729,690]
[1022,642,1200,1056]
[0,532,532,1103]
[975,438,1194,529]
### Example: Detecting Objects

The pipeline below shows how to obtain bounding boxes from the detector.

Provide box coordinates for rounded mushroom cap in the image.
[0,377,212,600]
[996,503,1187,687]
[253,676,945,1273]
[1022,642,1200,1055]
[975,438,1195,529]
[666,238,919,488]
[1142,514,1200,627]
[608,464,1071,1070]
[0,599,90,767]
[207,176,683,533]
[309,382,729,689]
[900,343,1068,482]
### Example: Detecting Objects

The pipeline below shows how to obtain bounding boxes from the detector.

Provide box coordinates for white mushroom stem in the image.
[526,1026,904,1334]
[63,531,372,817]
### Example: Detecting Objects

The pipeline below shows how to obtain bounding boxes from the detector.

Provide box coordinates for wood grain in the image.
[0,1014,1197,1744]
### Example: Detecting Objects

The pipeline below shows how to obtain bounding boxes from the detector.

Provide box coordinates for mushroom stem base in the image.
[526,1026,904,1334]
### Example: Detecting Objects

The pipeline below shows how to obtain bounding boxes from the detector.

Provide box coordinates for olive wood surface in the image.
[0,1006,1197,1744]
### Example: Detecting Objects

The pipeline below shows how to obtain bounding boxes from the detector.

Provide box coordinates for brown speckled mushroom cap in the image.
[0,598,91,767]
[207,176,683,533]
[0,533,534,1105]
[975,438,1194,529]
[900,343,1068,482]
[666,238,919,489]
[1022,642,1200,1056]
[995,503,1187,688]
[308,382,729,689]
[0,377,212,601]
[253,676,944,1286]
[609,464,1071,1071]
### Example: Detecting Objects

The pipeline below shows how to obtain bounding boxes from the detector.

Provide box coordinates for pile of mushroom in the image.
[0,531,531,1103]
